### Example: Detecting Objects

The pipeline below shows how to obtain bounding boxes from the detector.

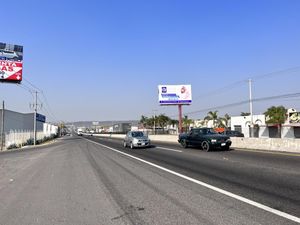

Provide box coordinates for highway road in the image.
[0,135,299,225]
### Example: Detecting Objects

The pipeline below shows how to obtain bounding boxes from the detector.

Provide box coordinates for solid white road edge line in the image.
[155,146,183,152]
[85,138,300,224]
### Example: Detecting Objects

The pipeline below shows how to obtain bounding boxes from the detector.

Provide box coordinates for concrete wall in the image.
[0,109,43,132]
[259,126,269,138]
[230,137,300,153]
[282,126,294,138]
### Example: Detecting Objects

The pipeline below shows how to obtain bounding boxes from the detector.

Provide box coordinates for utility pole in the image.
[1,101,4,151]
[30,91,40,145]
[33,91,38,145]
[249,79,254,137]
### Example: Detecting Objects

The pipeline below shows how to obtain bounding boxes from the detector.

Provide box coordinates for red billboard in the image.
[0,42,23,84]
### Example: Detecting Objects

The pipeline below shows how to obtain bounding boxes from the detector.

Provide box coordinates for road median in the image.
[93,133,300,153]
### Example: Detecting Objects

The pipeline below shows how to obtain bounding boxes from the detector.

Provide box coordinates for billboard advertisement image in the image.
[158,85,192,105]
[0,42,23,83]
[289,112,300,124]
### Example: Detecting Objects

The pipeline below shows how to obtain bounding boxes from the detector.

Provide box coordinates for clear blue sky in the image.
[1,0,300,122]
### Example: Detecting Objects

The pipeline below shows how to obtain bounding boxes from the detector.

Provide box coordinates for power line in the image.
[38,96,59,122]
[40,92,59,122]
[168,92,300,118]
[251,66,300,81]
[192,65,300,102]
[23,78,43,92]
[19,79,61,123]
[193,80,247,101]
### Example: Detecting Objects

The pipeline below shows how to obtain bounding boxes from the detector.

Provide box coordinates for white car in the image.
[123,131,151,149]
[0,49,20,61]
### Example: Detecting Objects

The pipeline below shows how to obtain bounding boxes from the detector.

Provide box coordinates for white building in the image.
[231,109,300,138]
[230,115,266,137]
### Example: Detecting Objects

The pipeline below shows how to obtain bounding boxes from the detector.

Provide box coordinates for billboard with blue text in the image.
[158,85,192,105]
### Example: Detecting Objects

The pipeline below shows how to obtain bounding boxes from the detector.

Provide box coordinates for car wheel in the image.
[123,141,127,148]
[202,141,210,152]
[130,142,134,149]
[180,140,188,148]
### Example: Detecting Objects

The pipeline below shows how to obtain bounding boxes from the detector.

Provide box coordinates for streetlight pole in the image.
[249,79,254,137]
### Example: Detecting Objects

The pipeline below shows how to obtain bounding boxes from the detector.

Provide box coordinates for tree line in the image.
[140,105,288,131]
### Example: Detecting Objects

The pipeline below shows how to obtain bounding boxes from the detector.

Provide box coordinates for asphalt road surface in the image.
[0,135,299,225]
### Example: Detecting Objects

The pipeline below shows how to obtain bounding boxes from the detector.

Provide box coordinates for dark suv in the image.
[178,128,231,151]
[221,130,244,137]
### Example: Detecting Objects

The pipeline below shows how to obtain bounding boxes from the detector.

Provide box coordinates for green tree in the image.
[220,113,231,128]
[204,111,222,128]
[182,115,193,132]
[139,115,149,128]
[156,114,170,131]
[168,119,179,127]
[264,106,287,138]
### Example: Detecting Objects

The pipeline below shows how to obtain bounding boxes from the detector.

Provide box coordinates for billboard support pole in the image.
[178,104,183,133]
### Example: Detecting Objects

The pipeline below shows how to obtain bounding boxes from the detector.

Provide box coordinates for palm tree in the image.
[264,106,287,138]
[220,113,231,128]
[156,114,170,131]
[168,119,178,129]
[204,111,222,128]
[139,115,148,128]
[182,115,193,132]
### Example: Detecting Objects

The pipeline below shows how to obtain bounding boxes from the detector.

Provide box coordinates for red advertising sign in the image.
[0,42,23,84]
[0,60,22,83]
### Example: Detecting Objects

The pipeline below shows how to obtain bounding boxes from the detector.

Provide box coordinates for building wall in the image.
[231,115,266,138]
[0,109,44,132]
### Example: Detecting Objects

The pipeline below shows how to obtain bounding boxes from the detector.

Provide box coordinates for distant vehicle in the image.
[123,131,151,149]
[178,128,231,151]
[77,128,83,136]
[221,130,244,137]
[0,49,19,61]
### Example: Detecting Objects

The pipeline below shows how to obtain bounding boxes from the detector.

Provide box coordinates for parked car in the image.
[0,49,20,61]
[178,128,231,151]
[123,131,151,149]
[221,130,244,137]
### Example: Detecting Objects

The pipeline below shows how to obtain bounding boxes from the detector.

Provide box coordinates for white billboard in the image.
[158,85,192,105]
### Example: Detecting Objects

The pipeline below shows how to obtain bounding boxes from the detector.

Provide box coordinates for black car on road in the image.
[178,128,231,151]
